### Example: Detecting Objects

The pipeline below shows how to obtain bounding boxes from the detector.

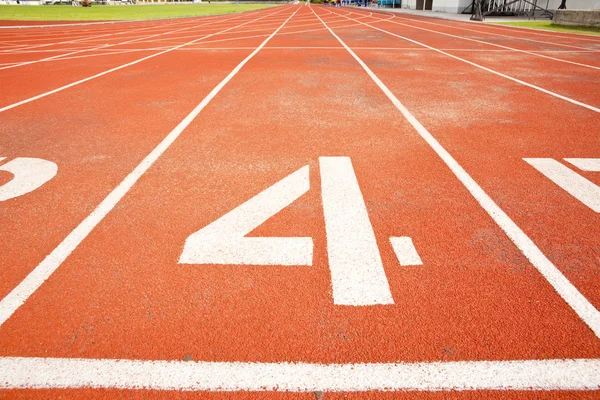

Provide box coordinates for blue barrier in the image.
[343,0,400,6]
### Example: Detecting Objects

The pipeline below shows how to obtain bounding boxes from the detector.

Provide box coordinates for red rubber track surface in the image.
[0,4,599,398]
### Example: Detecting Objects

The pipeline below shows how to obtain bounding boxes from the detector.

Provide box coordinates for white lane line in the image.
[565,158,600,172]
[312,7,600,338]
[524,158,600,213]
[0,7,290,114]
[0,18,195,54]
[0,11,285,55]
[0,24,181,46]
[0,11,249,72]
[0,7,274,41]
[0,20,216,54]
[386,12,597,51]
[0,6,300,327]
[133,24,288,44]
[0,20,174,29]
[327,8,600,114]
[5,46,595,57]
[0,46,145,54]
[0,10,350,60]
[0,48,190,66]
[390,237,423,266]
[0,7,281,53]
[152,13,394,48]
[448,49,600,53]
[179,165,313,266]
[358,7,600,44]
[133,19,370,49]
[478,20,600,43]
[1,357,600,391]
[319,157,393,306]
[7,49,157,64]
[368,14,600,71]
[2,10,287,48]
[133,13,375,45]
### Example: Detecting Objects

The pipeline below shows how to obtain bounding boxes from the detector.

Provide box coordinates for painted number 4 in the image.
[179,157,422,306]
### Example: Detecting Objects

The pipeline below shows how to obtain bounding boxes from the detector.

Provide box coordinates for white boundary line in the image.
[0,20,169,30]
[386,12,598,51]
[1,357,600,391]
[0,7,283,52]
[3,46,596,55]
[0,12,251,72]
[328,8,600,114]
[0,13,382,63]
[124,13,373,45]
[0,6,290,114]
[0,17,196,53]
[0,6,283,30]
[13,45,597,68]
[364,8,600,42]
[480,20,600,43]
[0,46,349,67]
[311,6,600,338]
[118,19,382,50]
[0,21,184,44]
[0,8,354,60]
[367,14,600,71]
[0,48,158,65]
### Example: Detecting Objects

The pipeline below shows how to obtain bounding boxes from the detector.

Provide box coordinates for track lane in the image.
[1,7,599,397]
[325,7,600,112]
[311,5,600,330]
[1,4,599,397]
[372,10,600,47]
[0,2,299,325]
[0,16,254,71]
[463,19,600,45]
[0,9,287,60]
[0,6,292,111]
[0,5,295,309]
[363,13,600,70]
[383,13,600,55]
[0,17,198,52]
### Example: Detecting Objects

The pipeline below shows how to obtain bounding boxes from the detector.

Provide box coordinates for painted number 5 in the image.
[0,157,57,202]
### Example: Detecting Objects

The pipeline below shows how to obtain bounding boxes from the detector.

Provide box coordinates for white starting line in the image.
[1,356,599,391]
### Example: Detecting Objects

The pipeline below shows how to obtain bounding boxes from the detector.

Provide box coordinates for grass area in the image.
[492,21,600,36]
[0,4,278,21]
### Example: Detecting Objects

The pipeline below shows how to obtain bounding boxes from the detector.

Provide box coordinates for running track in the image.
[1,4,600,398]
